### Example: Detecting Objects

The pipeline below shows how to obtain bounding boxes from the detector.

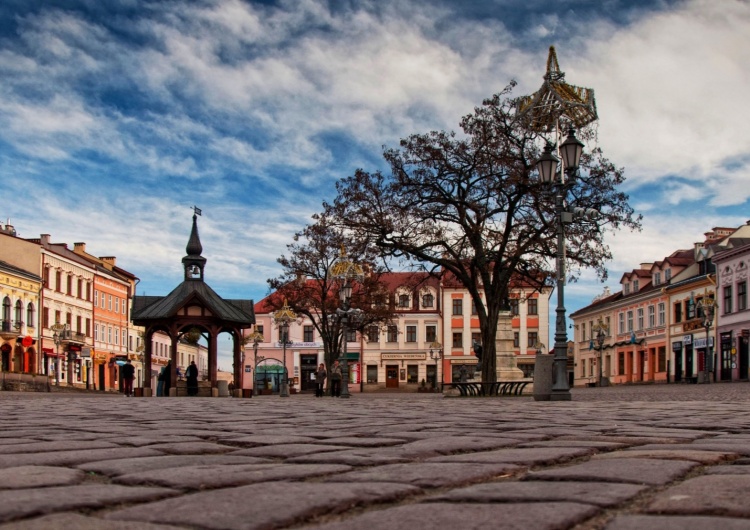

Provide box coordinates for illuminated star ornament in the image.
[516,46,598,132]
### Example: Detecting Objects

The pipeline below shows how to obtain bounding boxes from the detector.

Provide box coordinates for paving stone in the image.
[0,440,119,454]
[319,437,407,447]
[220,435,322,446]
[707,465,750,475]
[0,513,186,530]
[519,440,627,450]
[288,449,410,466]
[604,514,750,529]
[594,448,737,464]
[527,457,697,485]
[432,480,646,507]
[0,484,177,523]
[77,454,271,476]
[647,475,750,516]
[115,463,351,489]
[0,447,164,469]
[230,444,354,458]
[143,441,238,455]
[111,435,205,447]
[427,447,591,465]
[323,462,520,487]
[630,442,750,456]
[304,501,599,530]
[105,482,419,529]
[0,466,85,489]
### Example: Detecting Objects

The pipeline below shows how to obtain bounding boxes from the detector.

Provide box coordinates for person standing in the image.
[121,359,135,397]
[330,359,342,397]
[186,360,199,396]
[156,365,165,397]
[315,363,327,398]
[163,359,173,397]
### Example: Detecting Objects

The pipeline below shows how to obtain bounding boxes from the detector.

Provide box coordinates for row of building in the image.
[1,219,551,394]
[571,223,750,387]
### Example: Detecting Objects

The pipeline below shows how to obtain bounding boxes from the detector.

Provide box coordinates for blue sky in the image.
[1,0,748,367]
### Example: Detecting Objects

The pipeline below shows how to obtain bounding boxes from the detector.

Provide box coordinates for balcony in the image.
[61,329,87,343]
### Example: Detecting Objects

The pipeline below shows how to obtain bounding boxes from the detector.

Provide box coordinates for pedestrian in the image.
[156,365,165,397]
[186,360,199,396]
[315,363,327,398]
[162,360,173,397]
[330,359,342,397]
[459,364,468,383]
[121,359,135,397]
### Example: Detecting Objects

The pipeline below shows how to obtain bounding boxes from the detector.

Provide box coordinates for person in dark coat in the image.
[330,360,342,397]
[315,363,327,398]
[162,360,172,397]
[121,359,135,397]
[186,360,199,396]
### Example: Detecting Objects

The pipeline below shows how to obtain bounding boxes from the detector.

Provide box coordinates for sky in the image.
[1,0,748,369]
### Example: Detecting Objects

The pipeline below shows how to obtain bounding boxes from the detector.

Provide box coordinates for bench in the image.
[449,381,530,397]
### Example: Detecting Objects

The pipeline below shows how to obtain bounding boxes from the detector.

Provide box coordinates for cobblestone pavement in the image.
[1,383,750,529]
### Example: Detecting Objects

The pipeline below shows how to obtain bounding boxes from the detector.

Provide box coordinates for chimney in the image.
[40,234,50,246]
[74,242,86,253]
[100,257,116,268]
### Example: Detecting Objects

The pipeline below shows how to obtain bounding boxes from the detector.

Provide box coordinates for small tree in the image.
[325,84,641,382]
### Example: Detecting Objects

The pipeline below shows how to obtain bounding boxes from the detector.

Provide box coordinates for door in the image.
[674,349,682,382]
[386,365,399,388]
[98,363,105,391]
[740,339,749,380]
[685,347,694,379]
[721,347,732,381]
[300,355,317,392]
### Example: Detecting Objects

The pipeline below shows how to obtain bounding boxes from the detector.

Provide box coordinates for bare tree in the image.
[267,213,397,378]
[325,84,641,382]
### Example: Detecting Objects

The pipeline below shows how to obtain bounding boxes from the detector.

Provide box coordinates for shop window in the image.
[366,365,378,383]
[407,364,418,383]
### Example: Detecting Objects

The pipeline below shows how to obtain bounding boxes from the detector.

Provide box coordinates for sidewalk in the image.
[0,383,749,529]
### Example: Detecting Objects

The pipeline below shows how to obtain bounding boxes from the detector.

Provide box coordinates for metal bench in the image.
[449,381,530,397]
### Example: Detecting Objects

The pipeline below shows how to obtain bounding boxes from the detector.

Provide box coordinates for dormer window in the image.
[633,280,639,291]
[653,272,661,286]
[398,294,410,308]
[421,293,434,308]
[665,268,671,281]
[624,284,630,295]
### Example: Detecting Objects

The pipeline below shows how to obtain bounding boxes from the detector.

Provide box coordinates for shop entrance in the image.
[300,355,317,393]
[740,338,749,380]
[385,365,399,388]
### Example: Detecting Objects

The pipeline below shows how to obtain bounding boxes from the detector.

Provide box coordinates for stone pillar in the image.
[496,310,525,381]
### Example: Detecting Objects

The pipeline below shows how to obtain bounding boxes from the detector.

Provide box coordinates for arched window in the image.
[14,300,23,326]
[2,296,10,326]
[26,303,35,328]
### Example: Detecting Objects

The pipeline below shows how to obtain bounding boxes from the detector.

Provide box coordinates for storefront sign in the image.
[275,342,321,348]
[450,358,478,364]
[381,353,426,360]
[683,321,703,332]
[672,341,683,351]
[683,335,692,345]
[693,337,714,349]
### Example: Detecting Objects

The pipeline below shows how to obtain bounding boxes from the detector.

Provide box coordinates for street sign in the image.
[22,336,33,347]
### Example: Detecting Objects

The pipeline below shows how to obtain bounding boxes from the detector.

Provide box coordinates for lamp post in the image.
[50,322,67,387]
[273,302,296,398]
[592,319,608,387]
[536,127,585,401]
[698,291,716,383]
[429,341,443,391]
[247,330,264,395]
[331,246,365,400]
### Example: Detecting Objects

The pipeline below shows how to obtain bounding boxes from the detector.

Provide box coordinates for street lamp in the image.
[592,319,608,387]
[536,127,585,401]
[697,290,716,383]
[331,246,365,399]
[273,301,296,398]
[50,322,67,387]
[429,341,442,391]
[247,330,264,395]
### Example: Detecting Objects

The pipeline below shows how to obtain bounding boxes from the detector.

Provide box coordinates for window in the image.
[637,308,644,330]
[658,303,666,326]
[633,280,640,291]
[528,331,538,348]
[618,313,625,334]
[66,312,72,327]
[618,352,625,375]
[513,332,519,348]
[509,299,519,316]
[54,310,61,327]
[55,271,61,292]
[95,324,99,341]
[26,303,35,328]
[387,325,398,342]
[658,346,667,372]
[665,269,671,281]
[452,332,462,348]
[42,307,49,329]
[86,283,91,301]
[77,279,83,298]
[654,272,661,285]
[367,365,378,383]
[452,299,463,315]
[303,325,314,342]
[738,282,747,311]
[122,329,126,347]
[108,326,112,344]
[43,267,50,289]
[724,285,733,314]
[67,275,72,295]
[580,359,586,377]
[674,302,682,323]
[407,365,418,383]
[115,297,120,314]
[398,294,410,308]
[94,290,98,307]
[648,306,655,328]
[627,311,633,332]
[14,300,22,326]
[527,298,538,315]
[367,326,379,343]
[471,332,481,347]
[422,293,433,308]
[108,295,112,311]
[256,325,264,337]
[425,325,436,344]
[101,292,105,308]
[582,323,587,342]
[346,329,356,342]
[114,327,119,346]
[624,283,630,295]
[406,325,417,342]
[471,301,477,315]
[76,315,82,333]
